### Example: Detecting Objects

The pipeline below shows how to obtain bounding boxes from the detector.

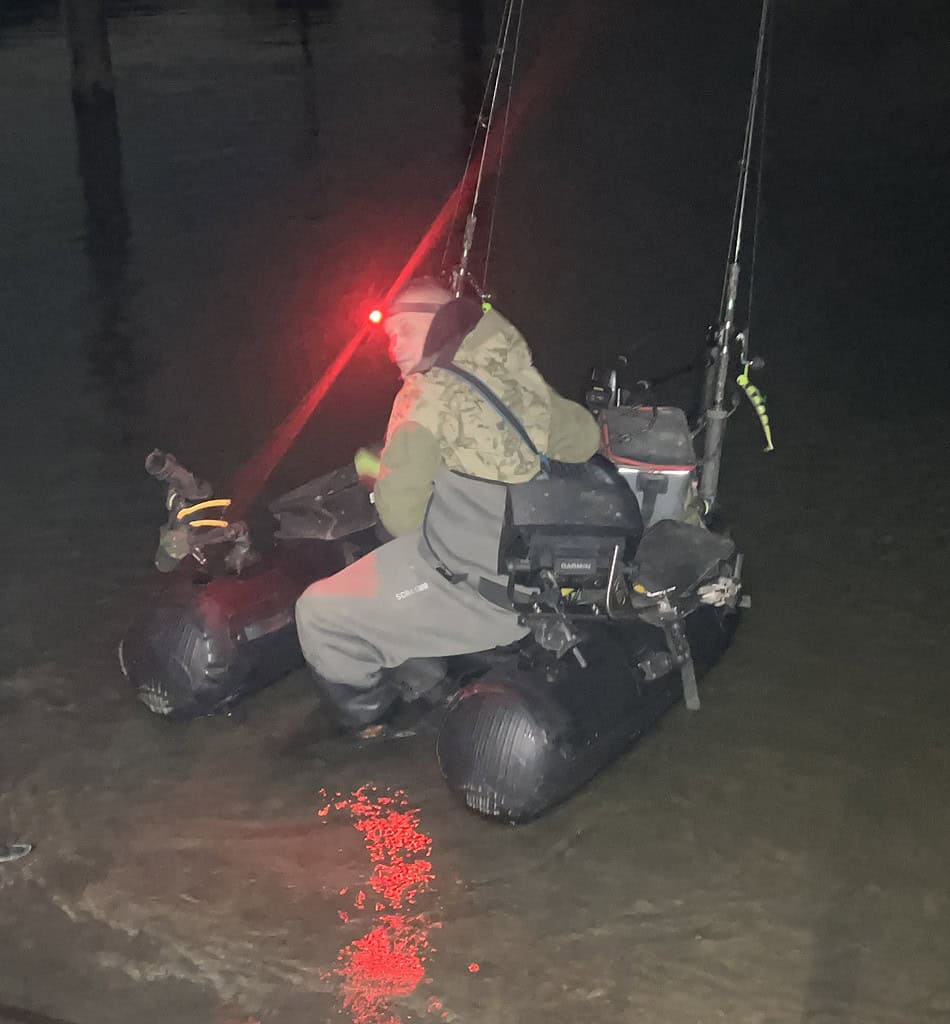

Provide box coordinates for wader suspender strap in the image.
[421,355,549,607]
[419,485,515,610]
[432,355,551,474]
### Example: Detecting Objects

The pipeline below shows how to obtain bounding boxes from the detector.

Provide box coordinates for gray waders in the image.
[295,480,529,728]
[296,372,548,730]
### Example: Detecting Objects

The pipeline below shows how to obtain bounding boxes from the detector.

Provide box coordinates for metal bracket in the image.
[605,544,641,620]
[525,570,588,666]
[656,594,701,711]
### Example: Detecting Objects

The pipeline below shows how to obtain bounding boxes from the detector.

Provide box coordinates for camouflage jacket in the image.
[374,309,600,537]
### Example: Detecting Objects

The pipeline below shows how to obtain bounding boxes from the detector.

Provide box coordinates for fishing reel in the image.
[145,450,257,575]
[585,355,657,412]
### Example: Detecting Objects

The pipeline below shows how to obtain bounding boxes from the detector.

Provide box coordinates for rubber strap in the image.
[387,301,447,315]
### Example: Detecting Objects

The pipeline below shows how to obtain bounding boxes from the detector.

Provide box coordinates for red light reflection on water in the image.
[319,786,440,1024]
[338,916,429,1023]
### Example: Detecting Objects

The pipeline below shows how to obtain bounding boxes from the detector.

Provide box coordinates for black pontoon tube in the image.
[437,607,735,823]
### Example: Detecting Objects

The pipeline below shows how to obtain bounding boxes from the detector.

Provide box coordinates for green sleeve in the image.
[373,421,442,536]
[545,387,601,462]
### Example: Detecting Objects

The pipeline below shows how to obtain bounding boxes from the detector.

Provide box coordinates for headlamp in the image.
[367,301,446,325]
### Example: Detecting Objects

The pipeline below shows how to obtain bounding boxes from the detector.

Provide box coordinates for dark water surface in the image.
[2,2,950,1023]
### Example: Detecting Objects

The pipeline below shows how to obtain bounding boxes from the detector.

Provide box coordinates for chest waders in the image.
[420,355,558,610]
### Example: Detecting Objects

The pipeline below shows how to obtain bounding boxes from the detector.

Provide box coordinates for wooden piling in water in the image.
[63,0,114,104]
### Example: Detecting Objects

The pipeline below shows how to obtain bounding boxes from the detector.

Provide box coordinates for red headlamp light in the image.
[367,300,446,326]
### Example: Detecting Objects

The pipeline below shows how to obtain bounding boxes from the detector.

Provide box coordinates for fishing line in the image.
[441,0,518,276]
[444,0,526,297]
[718,0,771,325]
[701,0,774,507]
[483,0,526,294]
[743,1,773,353]
[471,0,518,215]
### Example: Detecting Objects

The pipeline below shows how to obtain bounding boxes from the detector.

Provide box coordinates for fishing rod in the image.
[445,0,526,302]
[229,1,529,514]
[699,0,774,511]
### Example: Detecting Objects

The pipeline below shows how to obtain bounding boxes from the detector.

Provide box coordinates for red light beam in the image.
[228,0,592,516]
[228,182,468,515]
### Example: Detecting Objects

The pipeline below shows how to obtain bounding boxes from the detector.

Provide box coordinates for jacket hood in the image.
[420,296,484,363]
[415,299,529,378]
[451,308,533,376]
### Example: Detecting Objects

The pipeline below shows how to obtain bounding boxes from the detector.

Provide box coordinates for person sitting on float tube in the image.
[294,278,600,732]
